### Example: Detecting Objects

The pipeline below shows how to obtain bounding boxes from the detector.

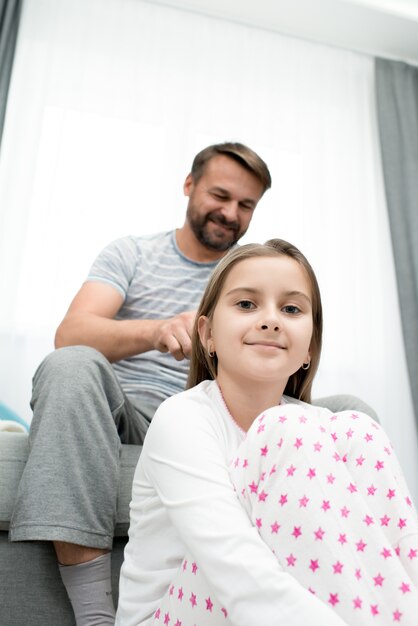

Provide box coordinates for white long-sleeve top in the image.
[116,380,347,626]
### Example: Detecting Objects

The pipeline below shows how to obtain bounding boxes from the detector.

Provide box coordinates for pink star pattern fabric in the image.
[150,405,418,625]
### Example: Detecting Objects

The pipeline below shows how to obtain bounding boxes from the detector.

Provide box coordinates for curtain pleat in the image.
[375,57,418,426]
[0,0,22,147]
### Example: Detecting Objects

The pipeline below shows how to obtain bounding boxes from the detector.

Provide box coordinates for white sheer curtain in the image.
[0,0,416,500]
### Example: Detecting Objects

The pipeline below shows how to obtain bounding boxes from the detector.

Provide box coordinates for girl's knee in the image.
[325,409,383,442]
[246,403,320,446]
[233,403,321,480]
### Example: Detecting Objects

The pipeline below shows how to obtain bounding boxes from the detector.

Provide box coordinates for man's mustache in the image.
[206,212,240,233]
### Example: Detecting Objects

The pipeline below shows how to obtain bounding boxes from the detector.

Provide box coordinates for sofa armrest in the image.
[0,432,27,530]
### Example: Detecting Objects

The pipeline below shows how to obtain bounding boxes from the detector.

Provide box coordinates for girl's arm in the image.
[138,394,348,626]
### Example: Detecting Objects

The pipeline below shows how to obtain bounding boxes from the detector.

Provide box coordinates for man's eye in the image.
[237,300,255,310]
[239,203,255,212]
[212,193,227,201]
[283,305,301,314]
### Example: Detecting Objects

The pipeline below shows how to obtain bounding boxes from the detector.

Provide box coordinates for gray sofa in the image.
[0,432,141,626]
[0,395,378,625]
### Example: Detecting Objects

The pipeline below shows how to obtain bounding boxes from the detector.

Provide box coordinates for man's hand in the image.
[153,311,196,360]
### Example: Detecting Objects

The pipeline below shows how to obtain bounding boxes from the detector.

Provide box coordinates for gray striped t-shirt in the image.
[87,230,218,413]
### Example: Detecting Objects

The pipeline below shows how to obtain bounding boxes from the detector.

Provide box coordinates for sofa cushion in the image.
[0,432,141,535]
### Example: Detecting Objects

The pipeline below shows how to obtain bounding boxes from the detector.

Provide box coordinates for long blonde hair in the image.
[187,239,323,403]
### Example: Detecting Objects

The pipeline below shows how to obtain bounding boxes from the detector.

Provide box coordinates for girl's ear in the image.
[198,315,212,351]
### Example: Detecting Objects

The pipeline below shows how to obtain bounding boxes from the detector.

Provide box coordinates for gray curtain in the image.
[0,0,22,147]
[375,58,418,424]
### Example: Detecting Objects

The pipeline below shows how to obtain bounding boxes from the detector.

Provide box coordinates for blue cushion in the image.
[0,402,29,431]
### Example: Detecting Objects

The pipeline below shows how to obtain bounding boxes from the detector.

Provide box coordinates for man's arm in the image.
[55,281,196,363]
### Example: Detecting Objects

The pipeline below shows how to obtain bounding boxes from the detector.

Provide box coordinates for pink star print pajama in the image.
[152,404,418,626]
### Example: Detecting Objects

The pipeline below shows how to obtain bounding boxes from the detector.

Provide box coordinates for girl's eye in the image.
[237,300,255,310]
[282,305,301,314]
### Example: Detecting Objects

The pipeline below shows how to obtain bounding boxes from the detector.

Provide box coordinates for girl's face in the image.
[198,255,313,393]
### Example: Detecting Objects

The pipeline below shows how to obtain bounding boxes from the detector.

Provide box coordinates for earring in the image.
[208,344,215,358]
[302,361,310,370]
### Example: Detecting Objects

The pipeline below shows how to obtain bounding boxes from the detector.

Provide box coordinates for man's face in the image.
[184,155,264,252]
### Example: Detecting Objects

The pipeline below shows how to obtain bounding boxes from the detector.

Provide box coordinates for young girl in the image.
[116,239,418,626]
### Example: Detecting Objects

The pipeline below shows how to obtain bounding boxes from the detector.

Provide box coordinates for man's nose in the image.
[220,200,239,222]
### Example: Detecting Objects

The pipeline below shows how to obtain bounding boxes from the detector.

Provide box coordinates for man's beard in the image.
[187,206,244,252]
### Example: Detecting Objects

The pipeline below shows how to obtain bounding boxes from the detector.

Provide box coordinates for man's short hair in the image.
[191,142,272,194]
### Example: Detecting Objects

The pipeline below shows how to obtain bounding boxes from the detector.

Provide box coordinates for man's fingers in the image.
[153,311,196,359]
[162,335,189,361]
[174,327,192,358]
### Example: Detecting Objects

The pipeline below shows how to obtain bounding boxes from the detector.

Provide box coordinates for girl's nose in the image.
[259,320,280,332]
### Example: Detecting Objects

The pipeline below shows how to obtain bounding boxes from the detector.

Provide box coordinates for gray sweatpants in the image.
[9,346,153,550]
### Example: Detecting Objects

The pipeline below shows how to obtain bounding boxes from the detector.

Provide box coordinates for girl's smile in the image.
[244,340,285,349]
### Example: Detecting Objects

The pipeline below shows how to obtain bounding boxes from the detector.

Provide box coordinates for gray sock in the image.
[59,553,115,626]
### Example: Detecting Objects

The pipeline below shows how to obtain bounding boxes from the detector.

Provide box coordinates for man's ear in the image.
[183,173,193,197]
[198,315,212,351]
